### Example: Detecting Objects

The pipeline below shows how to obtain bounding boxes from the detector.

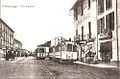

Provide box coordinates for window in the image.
[76,29,78,36]
[88,0,91,8]
[88,22,91,38]
[97,17,105,34]
[75,10,78,20]
[98,0,104,14]
[81,4,84,15]
[81,26,84,40]
[73,45,77,52]
[106,0,112,10]
[55,46,58,52]
[67,44,72,51]
[62,44,67,51]
[39,48,44,53]
[55,45,61,52]
[49,47,53,53]
[106,12,114,31]
[100,42,112,60]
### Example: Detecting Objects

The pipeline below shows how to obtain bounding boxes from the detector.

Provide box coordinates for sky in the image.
[1,0,77,51]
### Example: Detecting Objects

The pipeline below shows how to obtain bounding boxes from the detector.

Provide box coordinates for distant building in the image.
[0,18,14,53]
[50,36,66,47]
[21,49,29,57]
[14,39,22,49]
[14,38,22,57]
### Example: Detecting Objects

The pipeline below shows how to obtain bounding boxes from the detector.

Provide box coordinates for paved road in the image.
[0,57,120,79]
[0,57,49,79]
[44,60,120,79]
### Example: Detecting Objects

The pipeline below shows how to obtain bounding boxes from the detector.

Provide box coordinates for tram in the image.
[35,46,48,60]
[49,40,77,63]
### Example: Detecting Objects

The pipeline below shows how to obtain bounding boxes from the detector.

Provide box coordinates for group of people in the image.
[5,49,28,61]
[5,49,15,60]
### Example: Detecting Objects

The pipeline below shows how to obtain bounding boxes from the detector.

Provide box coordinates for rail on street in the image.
[0,56,120,79]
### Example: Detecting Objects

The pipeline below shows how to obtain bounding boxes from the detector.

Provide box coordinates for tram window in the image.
[39,49,44,53]
[49,47,52,53]
[53,47,56,52]
[62,45,67,51]
[58,46,61,52]
[55,46,60,52]
[67,44,72,51]
[73,45,77,52]
[56,45,61,52]
[55,46,58,52]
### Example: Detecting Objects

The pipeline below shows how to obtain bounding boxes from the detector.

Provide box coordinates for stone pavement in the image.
[0,57,26,63]
[74,61,118,68]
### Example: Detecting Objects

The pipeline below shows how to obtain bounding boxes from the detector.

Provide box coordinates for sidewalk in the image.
[15,57,26,62]
[0,57,26,62]
[0,58,5,61]
[74,61,118,68]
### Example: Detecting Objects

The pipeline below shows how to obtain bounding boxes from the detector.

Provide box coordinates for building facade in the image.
[71,0,98,62]
[71,0,119,64]
[97,0,117,62]
[14,39,22,57]
[0,18,14,53]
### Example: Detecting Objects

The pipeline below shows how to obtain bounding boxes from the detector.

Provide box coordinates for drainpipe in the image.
[96,0,99,61]
[116,0,119,67]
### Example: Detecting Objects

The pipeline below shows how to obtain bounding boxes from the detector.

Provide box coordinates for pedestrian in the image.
[25,53,27,58]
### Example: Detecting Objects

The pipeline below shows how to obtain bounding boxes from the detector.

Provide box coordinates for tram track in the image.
[50,62,105,79]
[43,60,116,79]
[41,60,56,79]
[47,62,84,78]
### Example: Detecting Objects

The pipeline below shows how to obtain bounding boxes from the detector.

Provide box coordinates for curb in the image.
[74,61,117,68]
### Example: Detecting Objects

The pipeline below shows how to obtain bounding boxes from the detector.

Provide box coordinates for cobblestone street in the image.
[0,56,120,79]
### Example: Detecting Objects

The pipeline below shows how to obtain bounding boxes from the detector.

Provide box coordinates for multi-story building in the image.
[0,18,14,53]
[14,39,22,49]
[97,0,118,62]
[71,0,97,61]
[71,0,120,64]
[14,38,22,57]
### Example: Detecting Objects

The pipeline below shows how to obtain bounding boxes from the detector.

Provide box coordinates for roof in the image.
[70,0,84,10]
[0,18,15,33]
[37,41,51,47]
[14,38,23,45]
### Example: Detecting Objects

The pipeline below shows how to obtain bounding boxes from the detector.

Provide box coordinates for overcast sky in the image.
[1,0,76,51]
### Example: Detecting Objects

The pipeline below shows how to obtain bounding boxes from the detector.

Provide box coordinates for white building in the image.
[71,0,98,62]
[71,0,120,64]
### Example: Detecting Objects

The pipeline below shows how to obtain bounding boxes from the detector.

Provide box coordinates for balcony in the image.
[99,31,112,40]
[74,35,86,44]
[86,34,95,43]
[74,35,80,42]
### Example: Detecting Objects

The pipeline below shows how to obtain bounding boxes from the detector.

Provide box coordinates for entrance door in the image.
[100,41,112,63]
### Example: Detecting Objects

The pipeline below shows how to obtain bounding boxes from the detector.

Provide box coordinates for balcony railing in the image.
[74,34,80,42]
[99,30,112,40]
